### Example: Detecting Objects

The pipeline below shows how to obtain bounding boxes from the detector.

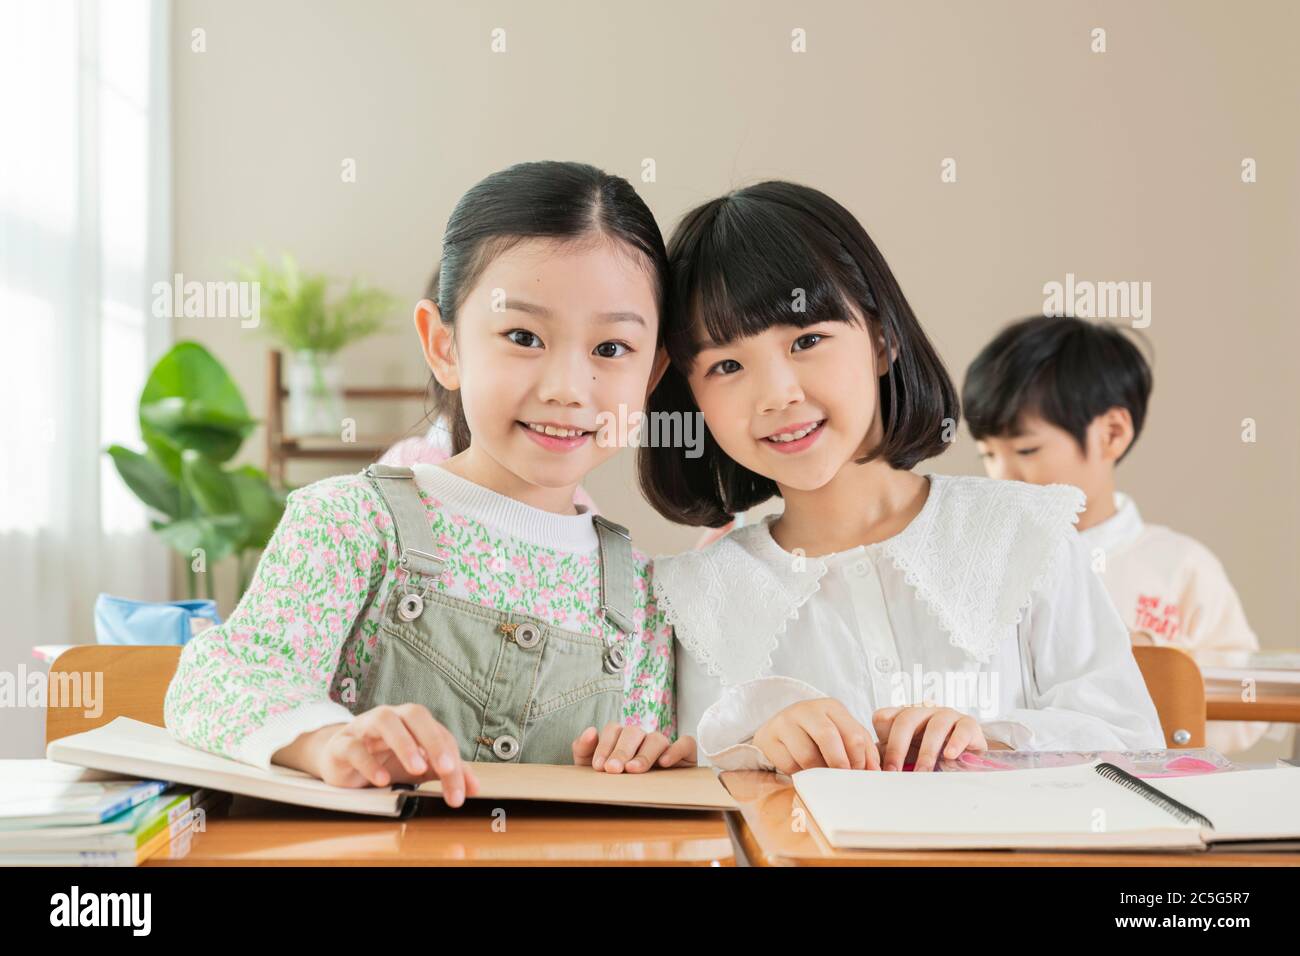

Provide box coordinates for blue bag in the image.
[93,594,222,646]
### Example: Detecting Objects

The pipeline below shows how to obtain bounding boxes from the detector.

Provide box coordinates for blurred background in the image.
[2,0,1296,759]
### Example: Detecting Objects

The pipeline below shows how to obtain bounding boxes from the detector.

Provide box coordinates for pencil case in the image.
[93,594,222,646]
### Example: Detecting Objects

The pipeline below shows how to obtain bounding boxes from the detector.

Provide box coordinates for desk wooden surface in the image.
[1206,693,1300,722]
[720,770,1300,867]
[148,794,734,867]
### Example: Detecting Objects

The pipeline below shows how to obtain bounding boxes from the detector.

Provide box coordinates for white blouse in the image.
[653,474,1166,771]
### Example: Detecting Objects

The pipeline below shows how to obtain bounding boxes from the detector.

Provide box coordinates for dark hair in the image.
[423,161,669,454]
[638,181,958,527]
[962,315,1153,462]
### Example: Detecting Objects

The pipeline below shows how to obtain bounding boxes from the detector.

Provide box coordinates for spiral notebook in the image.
[792,761,1300,851]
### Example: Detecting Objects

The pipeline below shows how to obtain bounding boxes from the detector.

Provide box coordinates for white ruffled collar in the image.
[743,471,943,568]
[653,474,1086,685]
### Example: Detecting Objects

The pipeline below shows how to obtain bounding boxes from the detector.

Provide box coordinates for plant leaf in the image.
[181,449,239,516]
[236,253,394,354]
[139,343,254,463]
[140,396,258,434]
[105,445,182,518]
[153,515,245,564]
[227,465,285,548]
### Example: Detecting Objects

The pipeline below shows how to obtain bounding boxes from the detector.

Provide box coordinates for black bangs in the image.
[639,181,961,528]
[963,315,1153,462]
[665,186,875,367]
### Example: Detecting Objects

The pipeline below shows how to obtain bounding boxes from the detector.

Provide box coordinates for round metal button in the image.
[492,734,520,761]
[1172,729,1192,745]
[603,644,626,674]
[874,655,896,673]
[397,592,424,622]
[515,622,541,648]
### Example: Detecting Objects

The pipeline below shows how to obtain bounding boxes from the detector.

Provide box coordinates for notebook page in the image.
[794,762,1203,849]
[1155,766,1300,842]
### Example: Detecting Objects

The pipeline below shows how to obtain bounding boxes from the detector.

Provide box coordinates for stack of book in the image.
[0,759,223,866]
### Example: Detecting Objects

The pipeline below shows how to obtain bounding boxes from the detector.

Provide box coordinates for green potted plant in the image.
[106,342,287,602]
[239,253,395,436]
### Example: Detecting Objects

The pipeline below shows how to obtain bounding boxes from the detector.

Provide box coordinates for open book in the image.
[793,760,1300,851]
[46,717,736,816]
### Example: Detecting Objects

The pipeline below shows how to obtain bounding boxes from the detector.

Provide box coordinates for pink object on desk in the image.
[1135,755,1221,778]
[956,752,1014,770]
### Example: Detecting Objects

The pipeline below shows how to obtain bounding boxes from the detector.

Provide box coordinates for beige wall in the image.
[173,0,1299,672]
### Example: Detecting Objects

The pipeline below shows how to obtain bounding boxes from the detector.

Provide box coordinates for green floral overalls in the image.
[356,464,636,764]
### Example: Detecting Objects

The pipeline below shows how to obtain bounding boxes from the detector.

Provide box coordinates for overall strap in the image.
[364,464,446,577]
[593,515,636,635]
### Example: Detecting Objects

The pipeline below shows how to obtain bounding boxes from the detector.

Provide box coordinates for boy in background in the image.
[963,315,1267,755]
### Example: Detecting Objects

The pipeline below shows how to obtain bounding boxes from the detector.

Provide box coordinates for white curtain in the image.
[0,0,171,757]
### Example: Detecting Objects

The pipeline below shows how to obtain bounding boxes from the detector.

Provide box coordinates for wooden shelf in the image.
[265,350,427,487]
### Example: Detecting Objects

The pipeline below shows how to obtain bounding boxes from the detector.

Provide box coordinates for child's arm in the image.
[162,477,389,769]
[982,532,1166,751]
[694,675,833,771]
[624,556,676,739]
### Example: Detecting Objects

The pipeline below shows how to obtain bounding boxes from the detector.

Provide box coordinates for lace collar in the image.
[653,474,1085,685]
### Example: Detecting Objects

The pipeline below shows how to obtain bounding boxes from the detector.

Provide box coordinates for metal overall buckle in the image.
[395,549,440,622]
[598,614,627,674]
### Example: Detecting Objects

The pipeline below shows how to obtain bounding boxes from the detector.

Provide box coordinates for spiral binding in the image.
[1094,762,1215,830]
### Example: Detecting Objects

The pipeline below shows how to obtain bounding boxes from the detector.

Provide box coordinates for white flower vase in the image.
[285,350,344,437]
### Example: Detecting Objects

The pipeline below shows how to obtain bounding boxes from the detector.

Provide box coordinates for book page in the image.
[47,717,735,813]
[794,762,1202,849]
[45,718,400,817]
[1156,766,1300,842]
[415,762,736,810]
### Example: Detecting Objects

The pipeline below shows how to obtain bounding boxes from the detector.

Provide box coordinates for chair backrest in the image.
[42,644,1209,752]
[44,645,182,745]
[1131,644,1206,748]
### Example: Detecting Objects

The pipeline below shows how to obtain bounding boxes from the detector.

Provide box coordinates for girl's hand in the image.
[871,705,987,772]
[753,698,881,774]
[308,703,480,807]
[572,723,697,772]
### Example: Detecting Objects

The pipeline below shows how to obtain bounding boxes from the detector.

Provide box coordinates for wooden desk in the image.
[1206,693,1300,723]
[719,770,1300,867]
[1206,686,1300,760]
[41,646,733,866]
[150,793,733,867]
[1202,654,1300,724]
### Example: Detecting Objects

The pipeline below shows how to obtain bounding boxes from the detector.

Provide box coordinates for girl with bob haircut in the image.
[641,181,1164,774]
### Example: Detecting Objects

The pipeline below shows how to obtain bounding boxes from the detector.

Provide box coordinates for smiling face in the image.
[686,308,889,492]
[421,236,662,501]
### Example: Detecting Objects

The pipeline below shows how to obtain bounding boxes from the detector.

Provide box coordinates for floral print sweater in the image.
[163,463,675,769]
